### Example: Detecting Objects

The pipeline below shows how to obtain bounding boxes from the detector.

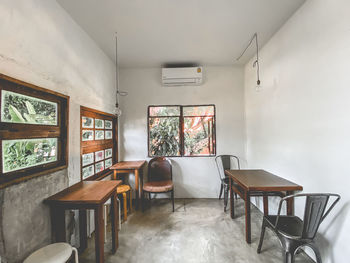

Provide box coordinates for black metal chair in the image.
[257,193,341,263]
[215,155,240,212]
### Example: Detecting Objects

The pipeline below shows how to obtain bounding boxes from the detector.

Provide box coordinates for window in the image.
[0,74,69,188]
[148,105,216,157]
[80,106,117,181]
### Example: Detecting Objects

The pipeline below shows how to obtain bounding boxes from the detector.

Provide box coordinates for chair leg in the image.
[257,220,267,253]
[122,192,127,221]
[219,183,223,200]
[224,184,229,212]
[171,190,175,212]
[308,243,322,263]
[283,251,294,263]
[72,246,79,263]
[129,190,132,212]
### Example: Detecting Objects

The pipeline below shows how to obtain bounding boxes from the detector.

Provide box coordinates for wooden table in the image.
[45,180,122,263]
[110,160,146,210]
[225,169,303,244]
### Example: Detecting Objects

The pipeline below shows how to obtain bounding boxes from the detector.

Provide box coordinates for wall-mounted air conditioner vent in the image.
[162,67,203,86]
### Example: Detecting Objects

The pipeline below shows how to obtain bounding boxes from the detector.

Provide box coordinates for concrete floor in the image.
[79,199,313,263]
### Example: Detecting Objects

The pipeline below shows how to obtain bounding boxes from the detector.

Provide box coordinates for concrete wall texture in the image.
[244,0,350,262]
[0,0,115,262]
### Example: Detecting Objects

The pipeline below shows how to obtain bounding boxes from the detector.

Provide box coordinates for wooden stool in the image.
[117,184,132,221]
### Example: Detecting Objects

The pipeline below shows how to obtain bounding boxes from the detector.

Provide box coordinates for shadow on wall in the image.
[171,159,190,198]
[315,201,350,263]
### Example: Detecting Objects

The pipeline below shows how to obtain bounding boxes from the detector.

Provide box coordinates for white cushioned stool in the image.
[24,242,78,263]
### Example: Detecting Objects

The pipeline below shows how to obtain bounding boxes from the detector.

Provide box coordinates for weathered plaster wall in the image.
[0,1,115,262]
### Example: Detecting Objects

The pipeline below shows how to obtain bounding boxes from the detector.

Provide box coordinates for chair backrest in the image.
[275,193,341,239]
[215,155,240,180]
[148,157,172,182]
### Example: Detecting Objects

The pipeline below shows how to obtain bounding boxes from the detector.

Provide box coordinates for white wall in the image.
[0,1,115,261]
[244,0,350,262]
[119,67,245,198]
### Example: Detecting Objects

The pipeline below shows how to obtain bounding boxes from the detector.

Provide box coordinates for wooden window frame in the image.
[80,106,118,181]
[0,74,69,189]
[148,104,216,158]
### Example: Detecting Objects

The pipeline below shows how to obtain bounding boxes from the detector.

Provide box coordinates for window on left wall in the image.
[0,74,69,188]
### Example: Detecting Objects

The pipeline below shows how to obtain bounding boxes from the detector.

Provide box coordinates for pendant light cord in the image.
[236,33,261,85]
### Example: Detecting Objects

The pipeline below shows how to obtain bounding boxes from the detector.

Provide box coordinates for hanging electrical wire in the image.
[114,32,128,117]
[236,33,261,87]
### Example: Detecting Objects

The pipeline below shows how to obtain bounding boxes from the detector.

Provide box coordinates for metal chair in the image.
[257,193,341,263]
[215,155,240,212]
[142,157,174,212]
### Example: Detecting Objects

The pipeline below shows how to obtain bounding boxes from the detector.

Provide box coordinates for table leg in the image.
[94,205,104,263]
[286,191,294,215]
[230,177,234,219]
[135,169,139,210]
[245,191,251,244]
[79,209,87,252]
[113,170,117,180]
[111,192,119,253]
[50,206,65,243]
[263,194,269,216]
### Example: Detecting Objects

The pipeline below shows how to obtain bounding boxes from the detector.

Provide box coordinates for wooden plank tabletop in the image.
[225,169,303,192]
[110,160,146,170]
[45,180,122,205]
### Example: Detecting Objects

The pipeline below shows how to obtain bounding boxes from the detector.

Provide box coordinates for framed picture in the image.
[95,161,104,173]
[82,130,94,141]
[1,90,58,126]
[105,120,113,129]
[105,158,113,169]
[95,150,104,162]
[2,138,57,173]
[82,165,94,179]
[82,116,94,128]
[95,119,104,129]
[82,152,94,166]
[95,130,104,140]
[105,130,113,139]
[105,148,113,159]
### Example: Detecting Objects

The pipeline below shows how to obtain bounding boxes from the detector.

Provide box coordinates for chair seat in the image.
[265,215,303,238]
[117,184,131,194]
[143,180,173,192]
[24,243,73,263]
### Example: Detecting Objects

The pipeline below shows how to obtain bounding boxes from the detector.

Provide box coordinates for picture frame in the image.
[105,120,113,129]
[105,148,113,159]
[95,150,104,162]
[82,130,94,141]
[105,158,113,169]
[82,116,94,128]
[95,119,104,129]
[82,152,94,166]
[105,130,113,139]
[82,165,94,179]
[95,130,104,140]
[95,161,104,173]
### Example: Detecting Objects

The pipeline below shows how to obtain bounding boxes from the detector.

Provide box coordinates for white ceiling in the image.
[57,0,305,68]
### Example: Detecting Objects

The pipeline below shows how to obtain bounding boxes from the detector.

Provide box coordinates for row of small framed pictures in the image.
[82,148,113,179]
[82,117,113,129]
[82,130,113,141]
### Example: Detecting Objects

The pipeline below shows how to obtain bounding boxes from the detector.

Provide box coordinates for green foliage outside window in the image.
[1,90,57,125]
[2,138,57,173]
[148,105,215,157]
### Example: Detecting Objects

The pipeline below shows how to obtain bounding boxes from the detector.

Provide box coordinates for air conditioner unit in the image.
[162,67,203,86]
